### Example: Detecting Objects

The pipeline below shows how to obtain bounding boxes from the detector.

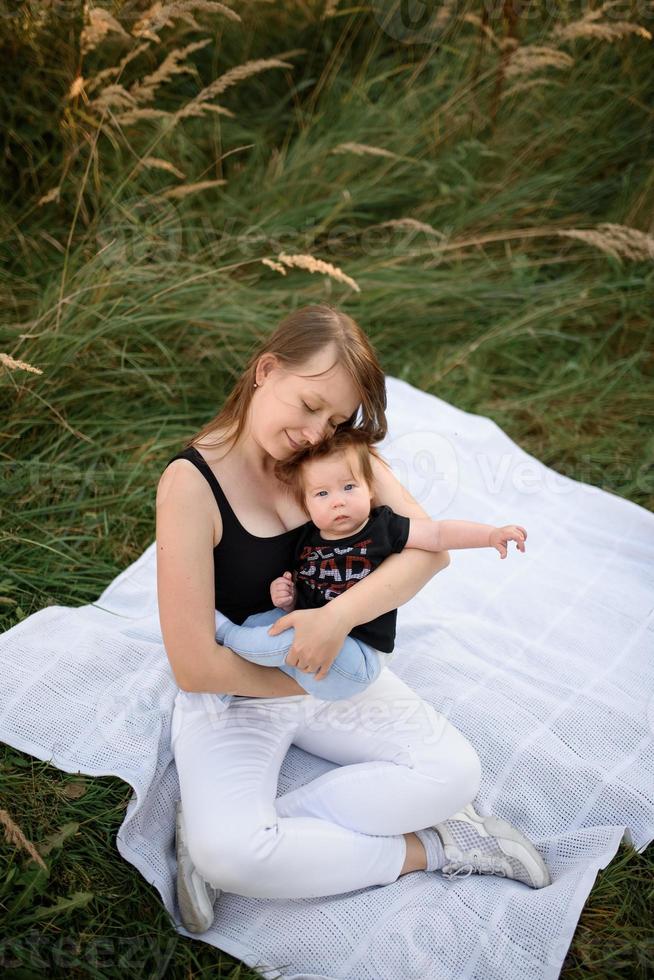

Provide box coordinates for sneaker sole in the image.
[461,803,551,888]
[175,803,215,933]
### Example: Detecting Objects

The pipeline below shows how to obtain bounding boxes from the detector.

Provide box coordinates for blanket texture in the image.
[1,375,652,980]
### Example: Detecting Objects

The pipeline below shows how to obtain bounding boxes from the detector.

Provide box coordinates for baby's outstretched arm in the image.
[270,571,297,612]
[406,519,527,559]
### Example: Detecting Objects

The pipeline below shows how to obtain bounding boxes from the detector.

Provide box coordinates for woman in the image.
[156,305,550,933]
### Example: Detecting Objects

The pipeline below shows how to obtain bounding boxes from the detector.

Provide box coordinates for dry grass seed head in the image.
[81,5,130,55]
[130,38,211,104]
[261,258,287,275]
[330,142,399,159]
[68,76,85,99]
[132,0,241,41]
[138,157,186,178]
[37,186,61,206]
[505,44,574,79]
[551,4,652,42]
[175,57,293,120]
[558,223,654,262]
[0,809,47,869]
[158,179,226,199]
[88,84,138,113]
[0,353,43,374]
[277,253,360,292]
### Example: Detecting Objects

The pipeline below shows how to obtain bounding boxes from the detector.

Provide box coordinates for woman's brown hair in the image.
[182,304,388,455]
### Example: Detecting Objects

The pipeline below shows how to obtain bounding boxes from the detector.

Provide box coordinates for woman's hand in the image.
[267,602,350,680]
[489,524,527,559]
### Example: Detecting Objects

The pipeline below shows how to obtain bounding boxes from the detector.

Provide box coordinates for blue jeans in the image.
[214,607,385,705]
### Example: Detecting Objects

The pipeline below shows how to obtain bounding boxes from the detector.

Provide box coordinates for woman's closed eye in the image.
[303,401,337,431]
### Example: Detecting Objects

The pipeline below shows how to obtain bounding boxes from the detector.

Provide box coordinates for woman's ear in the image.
[256,352,280,384]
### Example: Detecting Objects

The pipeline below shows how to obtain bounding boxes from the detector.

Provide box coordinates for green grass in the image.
[1,0,653,975]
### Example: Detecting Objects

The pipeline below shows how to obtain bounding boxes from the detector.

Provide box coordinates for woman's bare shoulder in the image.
[157,457,222,547]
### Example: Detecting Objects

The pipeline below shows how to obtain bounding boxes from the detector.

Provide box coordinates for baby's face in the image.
[302,451,373,539]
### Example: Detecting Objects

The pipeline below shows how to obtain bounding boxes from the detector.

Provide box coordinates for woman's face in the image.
[252,345,361,461]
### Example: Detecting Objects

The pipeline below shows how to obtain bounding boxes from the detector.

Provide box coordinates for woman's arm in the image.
[156,460,306,697]
[186,643,307,697]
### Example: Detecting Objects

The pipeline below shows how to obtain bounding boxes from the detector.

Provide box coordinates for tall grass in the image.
[1,0,653,975]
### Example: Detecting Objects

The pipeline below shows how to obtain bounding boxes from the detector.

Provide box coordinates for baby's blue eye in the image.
[344,484,354,491]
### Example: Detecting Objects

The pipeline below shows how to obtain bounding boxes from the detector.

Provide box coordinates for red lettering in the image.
[344,555,372,582]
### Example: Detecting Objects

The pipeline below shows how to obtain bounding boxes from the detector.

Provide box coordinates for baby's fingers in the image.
[509,526,527,553]
[511,531,525,551]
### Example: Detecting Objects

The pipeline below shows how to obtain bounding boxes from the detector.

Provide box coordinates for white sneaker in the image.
[433,802,551,888]
[175,801,220,932]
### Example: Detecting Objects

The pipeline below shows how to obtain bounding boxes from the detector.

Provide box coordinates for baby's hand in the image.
[270,571,296,612]
[489,525,527,559]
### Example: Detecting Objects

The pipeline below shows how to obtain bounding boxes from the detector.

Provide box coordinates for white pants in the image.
[170,666,482,899]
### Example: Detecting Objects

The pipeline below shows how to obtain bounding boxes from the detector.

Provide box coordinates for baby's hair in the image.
[275,428,383,515]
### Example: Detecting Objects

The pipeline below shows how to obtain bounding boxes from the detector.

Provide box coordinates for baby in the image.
[213,428,527,702]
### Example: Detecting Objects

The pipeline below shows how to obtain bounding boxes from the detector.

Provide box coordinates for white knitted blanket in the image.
[1,375,652,980]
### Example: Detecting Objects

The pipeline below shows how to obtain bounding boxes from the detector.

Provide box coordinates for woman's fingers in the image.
[268,613,293,635]
[269,612,313,669]
[271,606,345,674]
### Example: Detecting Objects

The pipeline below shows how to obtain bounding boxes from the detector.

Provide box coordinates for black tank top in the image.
[164,446,305,624]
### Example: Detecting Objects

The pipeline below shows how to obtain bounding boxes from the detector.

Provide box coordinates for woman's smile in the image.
[285,430,304,451]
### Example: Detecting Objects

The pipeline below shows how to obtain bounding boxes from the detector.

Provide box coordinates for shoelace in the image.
[442,856,507,880]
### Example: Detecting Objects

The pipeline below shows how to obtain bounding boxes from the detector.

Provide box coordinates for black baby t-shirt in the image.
[293,504,411,653]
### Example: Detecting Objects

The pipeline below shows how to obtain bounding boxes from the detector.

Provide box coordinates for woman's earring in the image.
[253,382,258,388]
